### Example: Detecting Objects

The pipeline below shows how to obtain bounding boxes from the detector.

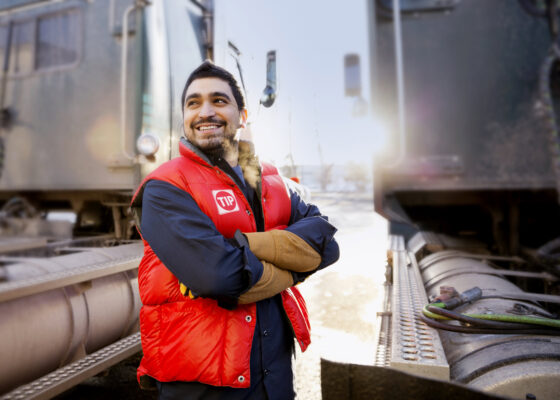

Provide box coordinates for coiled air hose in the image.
[423,302,560,329]
[421,301,560,335]
[421,285,560,334]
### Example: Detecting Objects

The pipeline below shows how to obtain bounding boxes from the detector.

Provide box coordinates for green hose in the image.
[422,303,560,329]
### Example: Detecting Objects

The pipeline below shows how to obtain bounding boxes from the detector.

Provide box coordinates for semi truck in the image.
[324,1,560,399]
[0,1,276,398]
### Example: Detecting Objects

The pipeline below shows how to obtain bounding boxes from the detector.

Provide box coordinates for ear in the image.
[239,109,248,128]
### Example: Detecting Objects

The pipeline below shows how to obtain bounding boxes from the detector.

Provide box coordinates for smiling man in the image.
[131,61,339,400]
[182,75,246,162]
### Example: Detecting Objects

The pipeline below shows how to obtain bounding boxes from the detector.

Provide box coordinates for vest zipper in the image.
[254,180,266,232]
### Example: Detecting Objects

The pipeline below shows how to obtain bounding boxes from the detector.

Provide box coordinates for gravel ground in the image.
[293,191,387,399]
[53,191,387,400]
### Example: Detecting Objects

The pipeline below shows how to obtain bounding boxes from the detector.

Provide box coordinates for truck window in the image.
[36,10,79,70]
[2,8,80,76]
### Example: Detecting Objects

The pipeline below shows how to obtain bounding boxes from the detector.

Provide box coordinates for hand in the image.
[238,261,294,304]
[244,230,320,272]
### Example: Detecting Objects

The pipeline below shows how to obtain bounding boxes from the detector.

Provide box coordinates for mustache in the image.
[191,117,225,129]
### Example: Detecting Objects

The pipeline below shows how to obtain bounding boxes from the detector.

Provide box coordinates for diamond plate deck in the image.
[389,235,449,380]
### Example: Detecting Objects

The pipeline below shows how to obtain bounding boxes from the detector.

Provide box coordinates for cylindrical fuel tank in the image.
[419,250,560,400]
[0,243,142,394]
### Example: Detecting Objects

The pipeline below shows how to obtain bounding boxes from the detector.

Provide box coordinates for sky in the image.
[213,0,386,168]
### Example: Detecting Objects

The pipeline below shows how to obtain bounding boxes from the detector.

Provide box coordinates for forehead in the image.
[186,77,235,99]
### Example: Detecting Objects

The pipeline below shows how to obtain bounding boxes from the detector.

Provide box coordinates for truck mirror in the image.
[344,54,362,97]
[344,54,368,116]
[260,50,277,108]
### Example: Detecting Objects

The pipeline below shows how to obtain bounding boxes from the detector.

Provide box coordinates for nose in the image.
[198,100,216,118]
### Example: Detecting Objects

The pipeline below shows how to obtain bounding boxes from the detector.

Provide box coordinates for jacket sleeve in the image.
[284,186,340,282]
[140,180,264,301]
[244,229,322,272]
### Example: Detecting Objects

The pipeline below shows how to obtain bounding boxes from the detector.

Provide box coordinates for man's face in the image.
[183,77,246,157]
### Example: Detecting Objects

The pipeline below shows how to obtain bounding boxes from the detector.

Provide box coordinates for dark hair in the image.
[181,60,245,111]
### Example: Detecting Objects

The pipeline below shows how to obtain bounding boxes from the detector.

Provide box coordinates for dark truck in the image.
[324,1,560,399]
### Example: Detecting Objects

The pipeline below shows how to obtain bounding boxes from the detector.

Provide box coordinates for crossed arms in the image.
[141,179,339,306]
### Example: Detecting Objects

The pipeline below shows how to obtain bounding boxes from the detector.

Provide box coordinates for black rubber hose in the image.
[426,305,541,330]
[479,297,557,318]
[420,314,560,335]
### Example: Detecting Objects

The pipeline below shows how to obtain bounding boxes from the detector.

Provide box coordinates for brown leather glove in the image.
[244,230,321,273]
[238,261,294,304]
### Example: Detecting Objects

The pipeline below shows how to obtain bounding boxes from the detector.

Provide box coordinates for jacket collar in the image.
[179,137,258,167]
[179,136,261,189]
[179,137,213,166]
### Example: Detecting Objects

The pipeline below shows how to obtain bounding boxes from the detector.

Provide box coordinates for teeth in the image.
[199,125,219,131]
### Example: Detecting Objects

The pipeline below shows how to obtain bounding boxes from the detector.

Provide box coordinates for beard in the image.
[187,117,239,162]
[200,140,226,161]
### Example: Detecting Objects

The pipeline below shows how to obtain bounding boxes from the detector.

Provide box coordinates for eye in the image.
[214,98,227,104]
[186,100,199,108]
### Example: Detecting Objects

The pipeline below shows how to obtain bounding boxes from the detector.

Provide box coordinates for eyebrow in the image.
[185,91,232,105]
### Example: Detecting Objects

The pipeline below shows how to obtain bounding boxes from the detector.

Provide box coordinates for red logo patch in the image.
[212,189,239,215]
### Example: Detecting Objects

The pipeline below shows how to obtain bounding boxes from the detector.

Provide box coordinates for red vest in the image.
[131,142,310,388]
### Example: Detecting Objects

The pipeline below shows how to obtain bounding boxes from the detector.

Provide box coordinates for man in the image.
[131,61,339,399]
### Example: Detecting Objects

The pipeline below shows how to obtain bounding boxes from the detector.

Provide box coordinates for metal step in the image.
[1,332,142,400]
[388,235,449,380]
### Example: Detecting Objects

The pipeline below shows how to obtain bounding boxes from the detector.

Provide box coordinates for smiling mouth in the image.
[197,124,221,132]
[193,119,226,134]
